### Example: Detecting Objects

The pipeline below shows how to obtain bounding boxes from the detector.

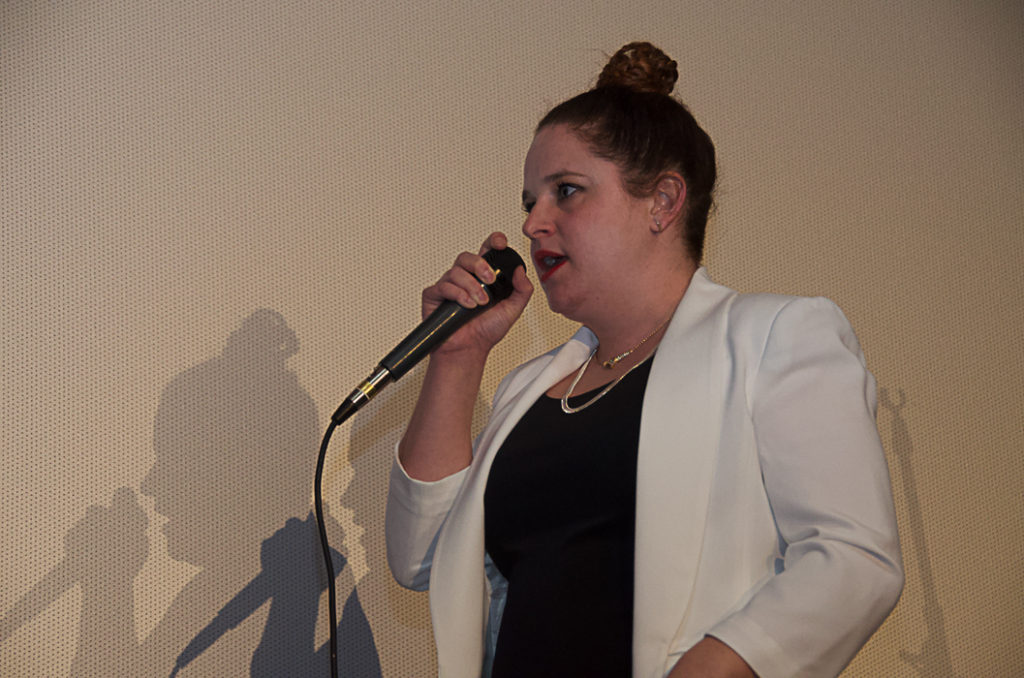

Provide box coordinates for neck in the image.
[586,262,697,364]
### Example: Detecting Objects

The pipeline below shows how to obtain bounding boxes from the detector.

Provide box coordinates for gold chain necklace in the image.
[600,317,670,369]
[561,349,655,414]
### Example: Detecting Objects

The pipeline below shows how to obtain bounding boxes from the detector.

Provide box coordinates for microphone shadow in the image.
[0,487,148,677]
[0,309,382,676]
[172,512,381,678]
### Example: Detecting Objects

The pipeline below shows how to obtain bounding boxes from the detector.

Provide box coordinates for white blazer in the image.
[386,268,903,678]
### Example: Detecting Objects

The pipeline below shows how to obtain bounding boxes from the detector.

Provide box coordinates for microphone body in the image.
[331,247,524,425]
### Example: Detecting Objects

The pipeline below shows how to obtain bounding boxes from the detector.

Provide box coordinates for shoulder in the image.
[719,279,856,346]
[692,270,861,365]
[679,268,830,334]
[729,293,853,336]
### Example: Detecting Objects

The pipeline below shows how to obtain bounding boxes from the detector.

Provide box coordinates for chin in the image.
[163,532,194,564]
[541,288,585,322]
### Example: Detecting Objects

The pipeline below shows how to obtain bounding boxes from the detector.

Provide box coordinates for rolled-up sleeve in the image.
[385,452,469,591]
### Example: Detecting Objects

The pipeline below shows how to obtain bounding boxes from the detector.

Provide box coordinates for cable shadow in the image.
[880,386,963,678]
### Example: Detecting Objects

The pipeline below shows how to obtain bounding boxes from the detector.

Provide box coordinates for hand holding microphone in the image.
[420,232,534,358]
[331,233,531,425]
[320,235,530,678]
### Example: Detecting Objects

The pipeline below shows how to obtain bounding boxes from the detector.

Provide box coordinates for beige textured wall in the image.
[2,1,1021,676]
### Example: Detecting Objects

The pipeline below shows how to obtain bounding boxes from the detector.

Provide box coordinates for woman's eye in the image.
[522,201,535,214]
[556,183,579,200]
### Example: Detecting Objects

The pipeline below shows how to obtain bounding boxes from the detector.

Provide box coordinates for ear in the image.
[650,173,687,233]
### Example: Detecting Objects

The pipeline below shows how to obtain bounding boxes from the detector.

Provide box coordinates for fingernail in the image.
[482,267,496,283]
[474,285,490,304]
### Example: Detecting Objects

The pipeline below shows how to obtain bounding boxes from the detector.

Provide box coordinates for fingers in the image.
[455,251,497,289]
[424,233,514,315]
[414,234,533,355]
[510,264,534,300]
[478,231,508,256]
[426,261,489,310]
[499,265,533,319]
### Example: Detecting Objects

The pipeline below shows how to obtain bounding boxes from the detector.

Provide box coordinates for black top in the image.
[484,357,653,678]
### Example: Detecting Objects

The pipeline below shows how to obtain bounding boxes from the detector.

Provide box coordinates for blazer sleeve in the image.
[708,296,904,678]
[385,452,469,590]
[384,360,528,591]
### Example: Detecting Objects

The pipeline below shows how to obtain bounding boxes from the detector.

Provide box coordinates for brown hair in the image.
[537,42,717,263]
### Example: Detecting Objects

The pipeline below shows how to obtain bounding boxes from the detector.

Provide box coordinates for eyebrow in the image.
[521,170,586,205]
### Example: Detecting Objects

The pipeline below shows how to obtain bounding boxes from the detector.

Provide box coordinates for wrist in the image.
[427,344,490,370]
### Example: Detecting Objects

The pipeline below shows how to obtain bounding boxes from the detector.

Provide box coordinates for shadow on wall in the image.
[1,310,381,677]
[339,351,495,674]
[880,387,962,678]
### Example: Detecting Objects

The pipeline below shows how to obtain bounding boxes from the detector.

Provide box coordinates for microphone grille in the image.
[482,247,525,302]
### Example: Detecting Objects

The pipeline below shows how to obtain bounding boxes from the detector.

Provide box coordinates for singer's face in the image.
[521,124,655,321]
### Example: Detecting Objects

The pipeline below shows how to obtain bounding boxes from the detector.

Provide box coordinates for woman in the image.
[385,43,902,678]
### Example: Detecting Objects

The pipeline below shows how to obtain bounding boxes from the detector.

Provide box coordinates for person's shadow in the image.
[1,309,381,677]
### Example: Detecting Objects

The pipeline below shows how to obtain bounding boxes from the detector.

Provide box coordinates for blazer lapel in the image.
[429,332,596,678]
[633,268,735,677]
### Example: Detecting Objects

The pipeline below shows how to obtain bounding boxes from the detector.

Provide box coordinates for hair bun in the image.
[595,42,678,95]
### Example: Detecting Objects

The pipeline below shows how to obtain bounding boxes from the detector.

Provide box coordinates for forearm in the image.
[396,233,532,483]
[397,348,488,481]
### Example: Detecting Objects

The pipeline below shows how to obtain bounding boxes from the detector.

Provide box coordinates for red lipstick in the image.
[533,249,566,283]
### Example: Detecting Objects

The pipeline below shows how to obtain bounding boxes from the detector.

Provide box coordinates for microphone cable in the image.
[314,246,523,677]
[314,420,341,678]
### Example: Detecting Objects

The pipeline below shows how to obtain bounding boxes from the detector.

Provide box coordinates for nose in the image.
[521,202,554,240]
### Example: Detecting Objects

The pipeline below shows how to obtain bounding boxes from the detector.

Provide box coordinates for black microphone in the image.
[330,246,525,426]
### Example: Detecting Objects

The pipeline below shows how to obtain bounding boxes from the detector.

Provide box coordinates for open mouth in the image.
[533,250,567,283]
